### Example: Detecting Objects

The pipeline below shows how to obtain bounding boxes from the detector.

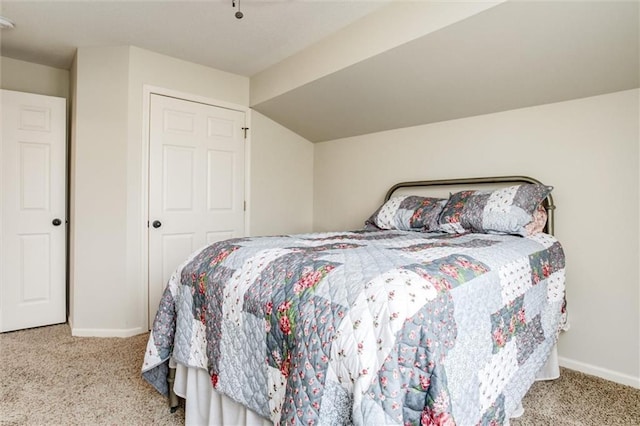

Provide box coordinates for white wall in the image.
[69,46,130,334]
[313,89,640,387]
[0,56,69,99]
[70,46,251,335]
[70,46,314,336]
[249,111,314,236]
[13,41,636,389]
[125,47,251,335]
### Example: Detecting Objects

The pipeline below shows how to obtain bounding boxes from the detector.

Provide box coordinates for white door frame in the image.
[140,85,251,330]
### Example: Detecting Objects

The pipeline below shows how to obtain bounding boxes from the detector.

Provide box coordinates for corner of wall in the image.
[559,356,640,389]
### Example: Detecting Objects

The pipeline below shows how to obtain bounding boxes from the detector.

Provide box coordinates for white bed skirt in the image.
[174,363,271,426]
[174,344,560,426]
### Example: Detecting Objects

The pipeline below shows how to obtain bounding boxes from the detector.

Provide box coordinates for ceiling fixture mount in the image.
[232,0,243,19]
[0,16,15,29]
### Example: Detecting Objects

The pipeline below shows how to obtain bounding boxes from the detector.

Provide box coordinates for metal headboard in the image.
[384,176,556,235]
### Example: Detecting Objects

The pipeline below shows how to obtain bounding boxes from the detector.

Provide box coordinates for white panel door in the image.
[1,90,67,332]
[148,94,245,326]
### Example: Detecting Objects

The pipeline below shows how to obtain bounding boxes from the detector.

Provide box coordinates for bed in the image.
[142,176,567,425]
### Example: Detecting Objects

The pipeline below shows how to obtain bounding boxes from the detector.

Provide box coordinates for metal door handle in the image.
[152,220,162,228]
[52,218,62,226]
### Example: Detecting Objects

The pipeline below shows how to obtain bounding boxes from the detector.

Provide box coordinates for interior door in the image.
[148,94,245,327]
[1,90,67,332]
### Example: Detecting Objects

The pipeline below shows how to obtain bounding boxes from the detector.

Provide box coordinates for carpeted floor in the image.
[0,323,638,425]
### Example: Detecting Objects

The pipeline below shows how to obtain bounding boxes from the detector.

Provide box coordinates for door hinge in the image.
[243,201,247,211]
[241,127,249,139]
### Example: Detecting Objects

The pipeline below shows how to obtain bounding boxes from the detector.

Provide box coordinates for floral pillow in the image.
[365,195,447,232]
[437,184,552,236]
[523,204,548,236]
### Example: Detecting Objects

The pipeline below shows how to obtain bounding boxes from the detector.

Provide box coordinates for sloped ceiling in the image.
[252,1,640,142]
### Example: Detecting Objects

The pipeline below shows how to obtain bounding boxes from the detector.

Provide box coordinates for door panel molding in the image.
[142,86,250,329]
[1,89,66,332]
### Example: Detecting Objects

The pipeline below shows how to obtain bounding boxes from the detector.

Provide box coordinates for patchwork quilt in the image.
[142,230,566,425]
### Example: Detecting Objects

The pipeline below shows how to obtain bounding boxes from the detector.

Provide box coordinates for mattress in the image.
[143,229,566,425]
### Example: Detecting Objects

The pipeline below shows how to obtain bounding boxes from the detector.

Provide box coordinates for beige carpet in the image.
[1,323,638,425]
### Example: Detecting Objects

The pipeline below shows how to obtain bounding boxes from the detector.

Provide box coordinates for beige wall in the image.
[69,46,130,334]
[70,46,252,335]
[12,42,637,389]
[0,56,69,99]
[70,46,314,336]
[249,111,314,236]
[68,55,77,331]
[313,89,640,387]
[125,47,251,334]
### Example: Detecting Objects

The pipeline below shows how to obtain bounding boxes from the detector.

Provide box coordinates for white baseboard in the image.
[71,326,146,338]
[559,356,640,389]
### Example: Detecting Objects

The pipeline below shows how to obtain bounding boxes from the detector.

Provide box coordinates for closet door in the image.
[1,90,67,332]
[148,94,245,327]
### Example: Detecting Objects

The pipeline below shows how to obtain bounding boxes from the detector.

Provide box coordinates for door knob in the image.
[52,218,62,226]
[152,220,162,228]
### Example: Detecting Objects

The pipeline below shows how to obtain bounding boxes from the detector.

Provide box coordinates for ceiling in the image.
[0,0,388,76]
[1,1,638,143]
[253,1,640,141]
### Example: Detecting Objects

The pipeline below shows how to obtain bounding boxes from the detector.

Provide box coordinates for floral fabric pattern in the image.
[438,184,552,236]
[523,204,548,236]
[142,230,566,426]
[366,196,447,232]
